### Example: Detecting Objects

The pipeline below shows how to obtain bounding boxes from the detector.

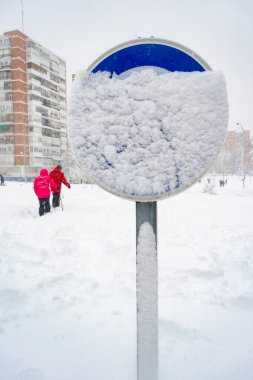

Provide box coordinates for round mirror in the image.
[68,39,228,201]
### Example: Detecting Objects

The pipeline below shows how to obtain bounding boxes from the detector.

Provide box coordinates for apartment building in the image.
[212,129,252,175]
[0,30,67,179]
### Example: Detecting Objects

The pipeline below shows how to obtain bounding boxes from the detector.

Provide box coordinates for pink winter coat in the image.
[34,168,58,199]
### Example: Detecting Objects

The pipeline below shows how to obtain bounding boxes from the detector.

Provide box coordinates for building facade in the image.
[0,30,67,179]
[212,130,252,175]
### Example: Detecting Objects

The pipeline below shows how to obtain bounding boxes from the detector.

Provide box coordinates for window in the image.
[42,127,60,138]
[0,38,10,46]
[0,48,11,58]
[4,82,12,90]
[3,125,14,134]
[0,59,11,67]
[42,118,50,126]
[50,73,60,83]
[0,135,14,144]
[0,103,13,112]
[0,114,13,123]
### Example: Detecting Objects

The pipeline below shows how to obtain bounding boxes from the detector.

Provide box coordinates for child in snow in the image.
[34,168,58,216]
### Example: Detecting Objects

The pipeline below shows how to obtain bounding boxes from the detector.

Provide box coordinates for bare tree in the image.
[61,148,91,184]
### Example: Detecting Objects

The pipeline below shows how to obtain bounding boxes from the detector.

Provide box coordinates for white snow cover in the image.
[1,177,253,379]
[137,222,158,380]
[68,69,228,200]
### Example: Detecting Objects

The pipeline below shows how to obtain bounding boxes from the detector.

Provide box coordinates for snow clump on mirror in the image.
[68,69,228,200]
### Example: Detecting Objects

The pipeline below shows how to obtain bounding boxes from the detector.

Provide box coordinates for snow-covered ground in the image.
[0,176,253,380]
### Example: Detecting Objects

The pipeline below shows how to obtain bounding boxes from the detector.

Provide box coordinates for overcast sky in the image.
[1,0,253,132]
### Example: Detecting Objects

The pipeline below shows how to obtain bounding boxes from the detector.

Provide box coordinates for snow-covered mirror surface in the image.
[68,69,228,201]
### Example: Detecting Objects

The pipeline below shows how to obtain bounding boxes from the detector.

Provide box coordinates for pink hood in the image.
[40,168,49,176]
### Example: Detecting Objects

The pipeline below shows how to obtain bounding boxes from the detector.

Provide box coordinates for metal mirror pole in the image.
[136,201,158,380]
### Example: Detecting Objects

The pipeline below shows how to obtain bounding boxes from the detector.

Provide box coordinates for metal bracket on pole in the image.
[136,201,158,380]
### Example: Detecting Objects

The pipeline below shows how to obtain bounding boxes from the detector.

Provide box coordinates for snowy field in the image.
[0,176,253,380]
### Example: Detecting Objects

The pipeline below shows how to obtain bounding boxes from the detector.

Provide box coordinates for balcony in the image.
[27,62,47,75]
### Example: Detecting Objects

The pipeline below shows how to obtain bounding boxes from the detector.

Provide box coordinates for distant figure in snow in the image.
[0,174,4,186]
[34,168,58,216]
[49,164,71,208]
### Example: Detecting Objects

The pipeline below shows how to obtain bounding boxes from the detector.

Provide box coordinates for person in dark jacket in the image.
[0,174,4,186]
[49,164,70,208]
[34,168,58,216]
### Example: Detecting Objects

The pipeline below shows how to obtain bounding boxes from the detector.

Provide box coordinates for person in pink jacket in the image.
[33,168,58,216]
